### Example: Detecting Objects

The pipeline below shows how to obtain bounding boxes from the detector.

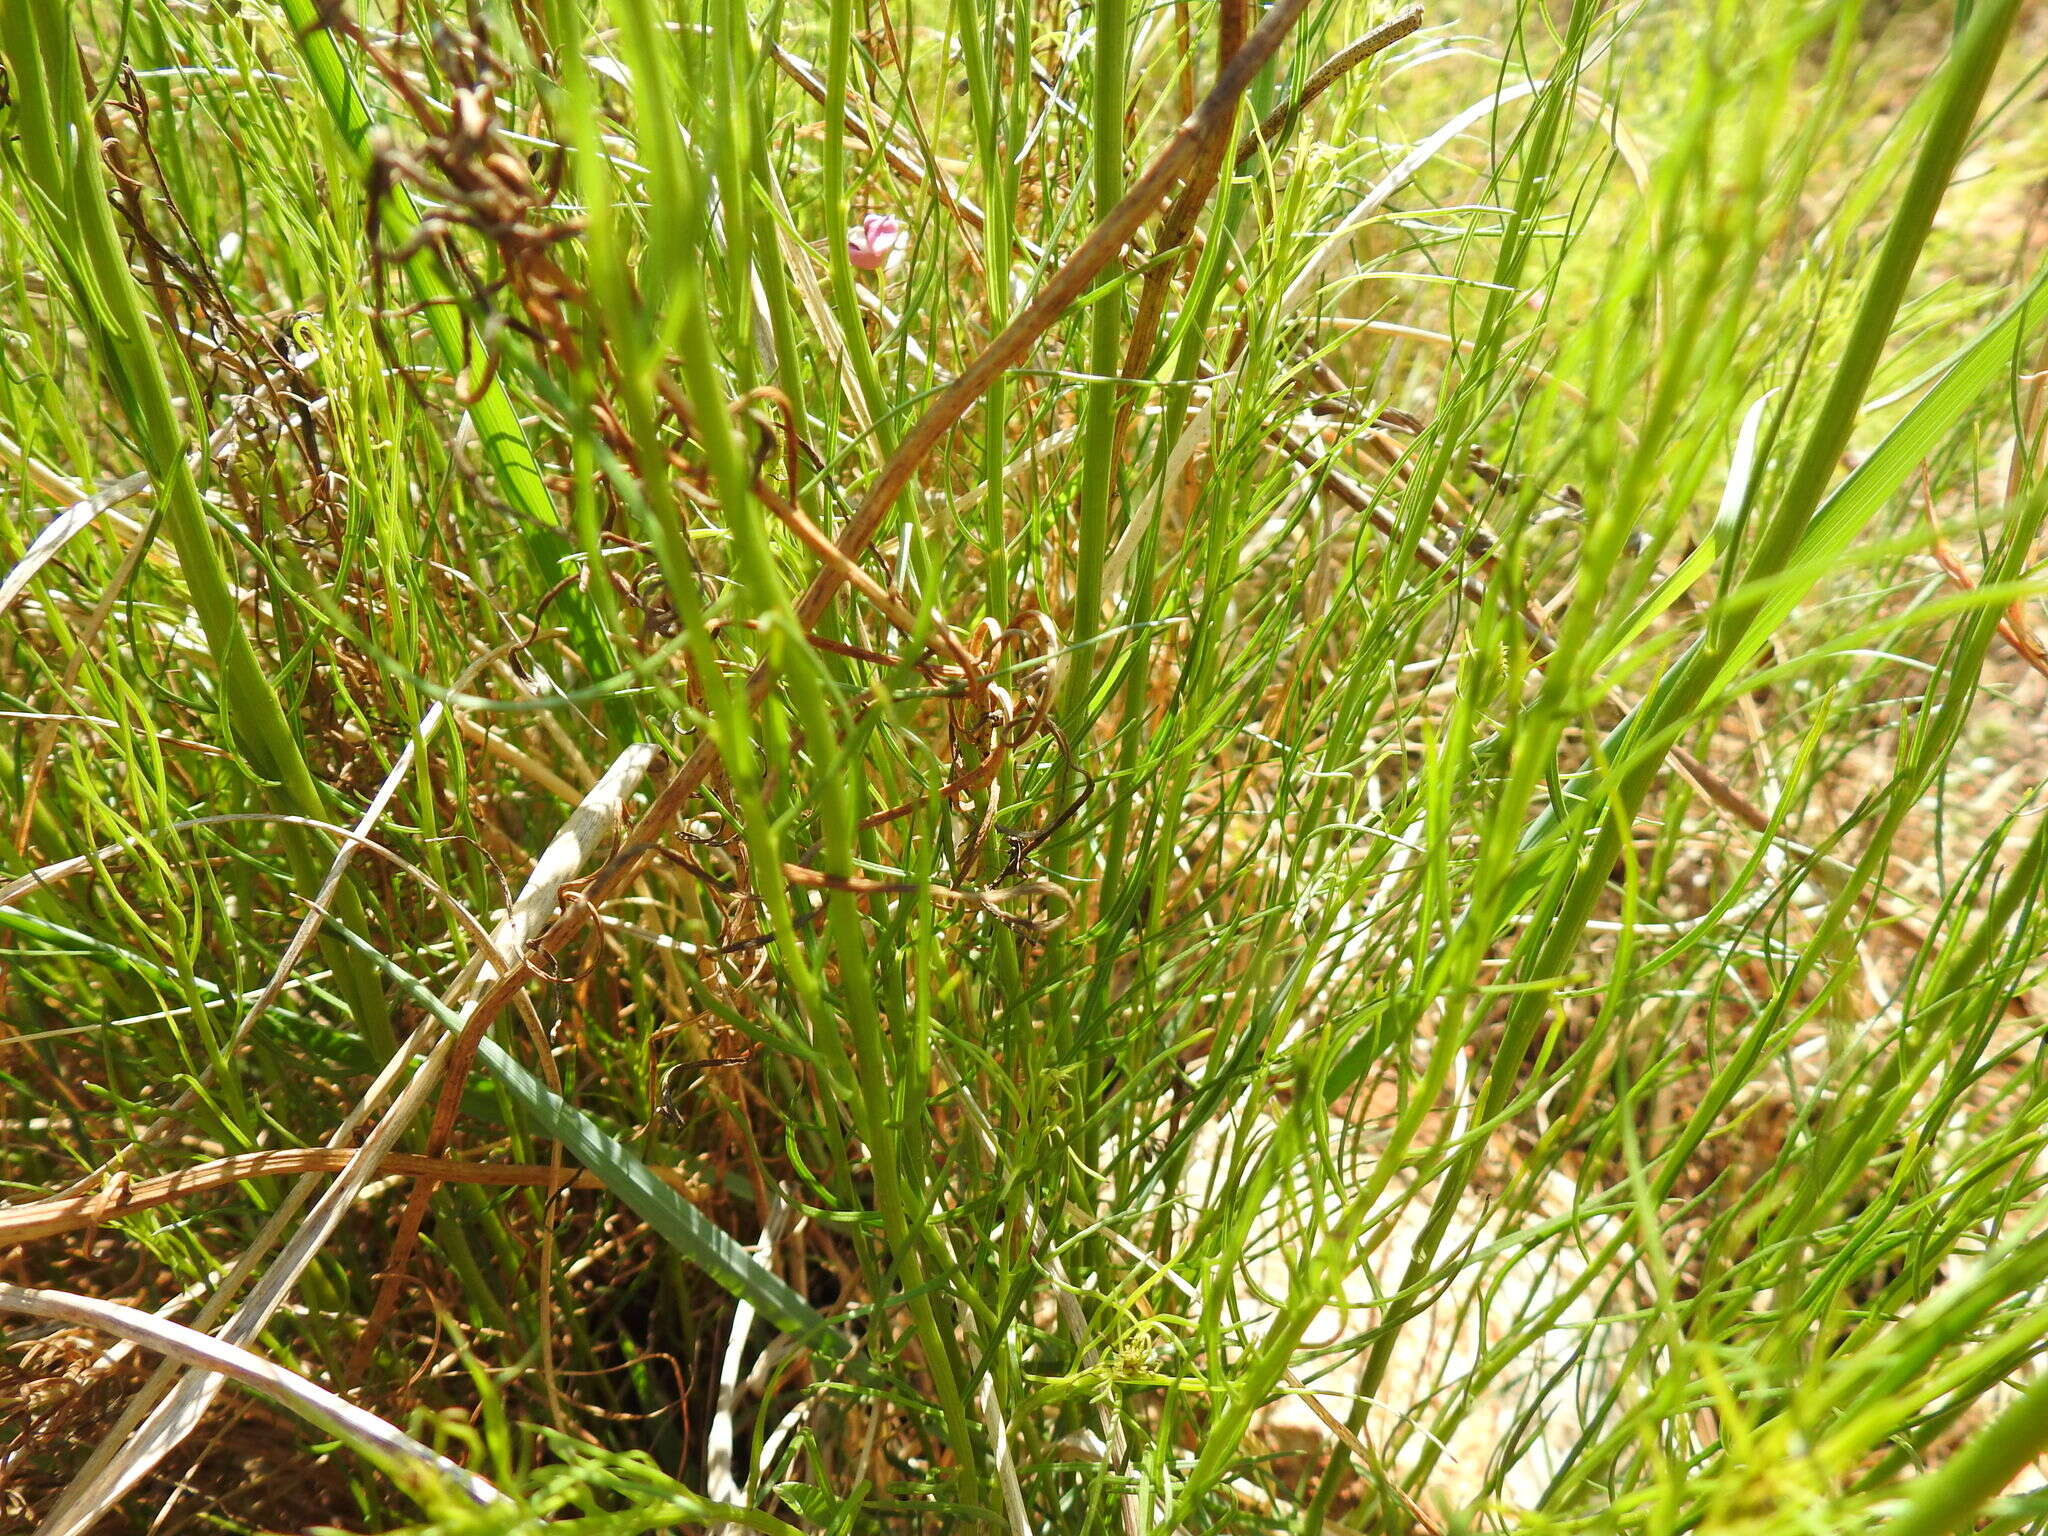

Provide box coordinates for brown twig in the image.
[0,1151,704,1247]
[1234,10,1422,169]
[1920,470,2048,680]
[1118,0,1253,389]
[1278,427,1538,637]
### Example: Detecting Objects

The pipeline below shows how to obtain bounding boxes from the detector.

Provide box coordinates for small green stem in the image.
[1873,1366,2048,1536]
[1061,0,1131,737]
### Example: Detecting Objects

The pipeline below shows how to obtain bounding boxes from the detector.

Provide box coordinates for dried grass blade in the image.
[0,1283,509,1513]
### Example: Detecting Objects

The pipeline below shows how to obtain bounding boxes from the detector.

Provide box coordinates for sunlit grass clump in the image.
[3,0,2048,1531]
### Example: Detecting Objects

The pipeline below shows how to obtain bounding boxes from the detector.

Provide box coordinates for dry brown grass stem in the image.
[0,1283,509,1511]
[0,1151,703,1247]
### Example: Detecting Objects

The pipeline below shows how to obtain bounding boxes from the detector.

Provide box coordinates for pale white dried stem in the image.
[0,1282,508,1511]
[1280,80,1543,315]
[709,1199,795,1534]
[0,413,283,620]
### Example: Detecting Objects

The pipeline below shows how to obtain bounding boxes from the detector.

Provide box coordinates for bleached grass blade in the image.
[0,1283,510,1514]
[0,472,148,620]
[1595,388,1780,671]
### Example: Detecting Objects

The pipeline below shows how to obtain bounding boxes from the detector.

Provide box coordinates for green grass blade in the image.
[471,1036,842,1354]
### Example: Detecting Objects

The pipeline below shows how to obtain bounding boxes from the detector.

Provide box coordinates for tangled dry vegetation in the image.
[4,0,2048,1532]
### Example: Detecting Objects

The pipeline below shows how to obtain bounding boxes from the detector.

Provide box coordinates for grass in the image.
[3,0,2048,1530]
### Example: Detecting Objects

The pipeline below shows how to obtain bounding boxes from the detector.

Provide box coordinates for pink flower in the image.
[846,212,905,272]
